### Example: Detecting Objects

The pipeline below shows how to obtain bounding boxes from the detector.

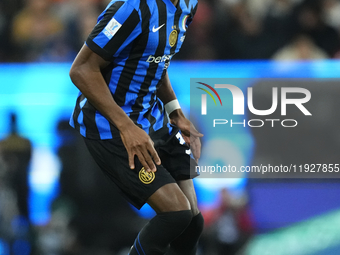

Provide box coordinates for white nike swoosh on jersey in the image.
[152,24,165,32]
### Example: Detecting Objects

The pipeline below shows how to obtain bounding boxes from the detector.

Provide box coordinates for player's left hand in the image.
[169,110,203,162]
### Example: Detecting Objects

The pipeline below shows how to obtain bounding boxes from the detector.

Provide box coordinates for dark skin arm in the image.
[157,71,203,161]
[69,45,161,172]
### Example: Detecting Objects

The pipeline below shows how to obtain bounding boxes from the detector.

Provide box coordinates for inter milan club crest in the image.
[169,29,178,47]
[139,167,155,184]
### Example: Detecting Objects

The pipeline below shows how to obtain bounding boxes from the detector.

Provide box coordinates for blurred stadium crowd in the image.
[1,0,340,62]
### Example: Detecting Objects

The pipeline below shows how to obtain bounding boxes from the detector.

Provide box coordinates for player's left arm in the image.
[157,71,203,161]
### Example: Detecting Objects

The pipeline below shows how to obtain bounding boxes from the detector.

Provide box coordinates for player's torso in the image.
[71,0,197,139]
[111,0,197,90]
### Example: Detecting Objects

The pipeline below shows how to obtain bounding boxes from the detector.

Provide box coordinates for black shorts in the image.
[83,128,198,209]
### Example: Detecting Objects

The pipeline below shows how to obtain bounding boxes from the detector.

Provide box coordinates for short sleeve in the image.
[187,3,198,27]
[86,1,141,61]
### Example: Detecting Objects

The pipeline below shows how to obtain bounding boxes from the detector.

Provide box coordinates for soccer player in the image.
[69,0,204,254]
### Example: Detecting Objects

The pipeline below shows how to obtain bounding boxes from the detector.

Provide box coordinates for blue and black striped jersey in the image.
[70,0,198,140]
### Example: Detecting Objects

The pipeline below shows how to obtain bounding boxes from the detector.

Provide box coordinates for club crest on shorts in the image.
[139,167,155,184]
[169,29,178,47]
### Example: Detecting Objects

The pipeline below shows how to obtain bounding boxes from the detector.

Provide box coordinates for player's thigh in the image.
[177,179,200,216]
[147,183,191,214]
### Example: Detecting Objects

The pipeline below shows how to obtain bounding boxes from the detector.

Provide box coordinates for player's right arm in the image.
[69,45,161,172]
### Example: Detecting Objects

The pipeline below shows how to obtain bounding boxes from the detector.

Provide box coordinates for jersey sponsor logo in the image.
[169,29,178,47]
[139,167,155,184]
[146,54,174,64]
[103,17,122,39]
[152,24,165,32]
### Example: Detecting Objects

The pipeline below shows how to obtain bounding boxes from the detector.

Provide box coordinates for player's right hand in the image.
[119,125,161,173]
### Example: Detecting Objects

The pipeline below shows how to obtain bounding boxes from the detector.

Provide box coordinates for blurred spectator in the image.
[0,0,24,61]
[0,113,31,220]
[35,205,78,255]
[53,0,101,55]
[0,151,20,241]
[213,0,271,59]
[11,0,68,61]
[201,189,254,255]
[293,0,340,57]
[272,34,329,60]
[0,113,33,255]
[261,0,299,58]
[322,0,340,30]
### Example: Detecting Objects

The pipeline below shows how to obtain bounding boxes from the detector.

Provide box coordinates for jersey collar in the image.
[162,0,178,13]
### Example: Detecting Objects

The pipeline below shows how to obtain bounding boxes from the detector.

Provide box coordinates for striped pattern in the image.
[70,0,198,140]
